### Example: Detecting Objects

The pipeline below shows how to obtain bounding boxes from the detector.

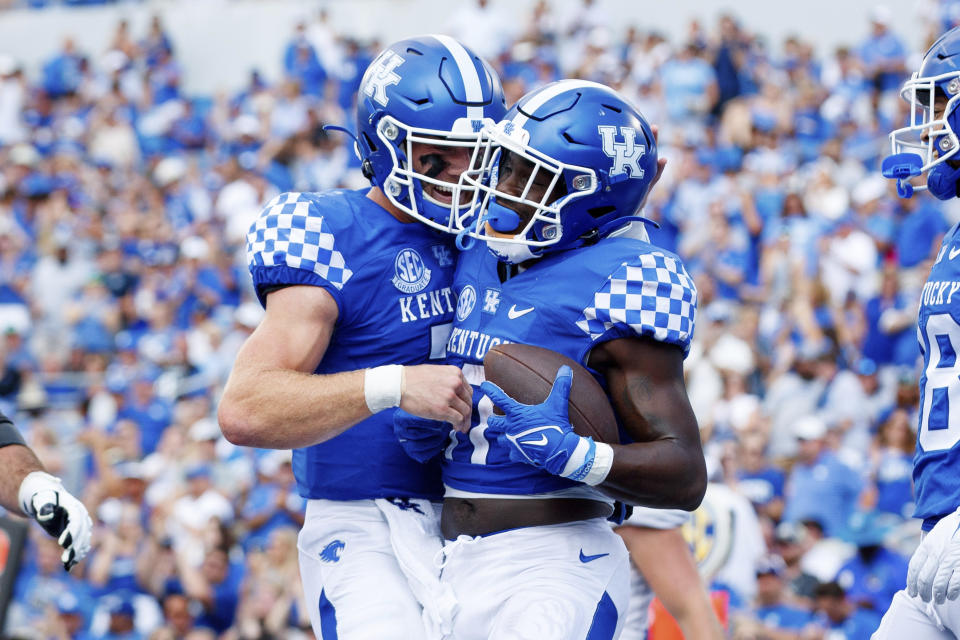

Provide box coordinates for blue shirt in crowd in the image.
[784,451,863,537]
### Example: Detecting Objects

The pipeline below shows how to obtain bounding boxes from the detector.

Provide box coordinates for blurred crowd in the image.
[0,0,959,638]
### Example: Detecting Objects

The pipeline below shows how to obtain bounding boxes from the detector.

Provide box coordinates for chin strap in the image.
[597,215,660,239]
[324,125,376,180]
[456,210,493,251]
[928,162,960,200]
[455,226,475,250]
[322,124,360,148]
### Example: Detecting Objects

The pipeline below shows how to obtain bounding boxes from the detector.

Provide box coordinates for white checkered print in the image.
[576,252,697,353]
[246,192,353,289]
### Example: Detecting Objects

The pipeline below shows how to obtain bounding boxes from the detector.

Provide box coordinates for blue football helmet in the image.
[885,26,960,200]
[455,80,659,262]
[354,35,505,231]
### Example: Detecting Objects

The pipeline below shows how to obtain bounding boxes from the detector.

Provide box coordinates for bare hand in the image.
[400,365,473,431]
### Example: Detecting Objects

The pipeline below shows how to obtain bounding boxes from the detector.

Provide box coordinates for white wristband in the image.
[583,442,614,486]
[364,365,404,414]
[18,470,61,516]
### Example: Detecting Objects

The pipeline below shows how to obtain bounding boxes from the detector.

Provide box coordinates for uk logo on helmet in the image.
[362,51,405,107]
[598,125,646,179]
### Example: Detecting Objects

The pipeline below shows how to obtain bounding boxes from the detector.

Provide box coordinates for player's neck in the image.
[367,187,416,224]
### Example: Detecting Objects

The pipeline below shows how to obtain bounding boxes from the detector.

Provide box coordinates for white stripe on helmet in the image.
[510,79,611,131]
[431,34,485,121]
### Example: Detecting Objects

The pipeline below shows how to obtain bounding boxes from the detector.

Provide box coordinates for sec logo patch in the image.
[392,248,432,294]
[457,285,477,321]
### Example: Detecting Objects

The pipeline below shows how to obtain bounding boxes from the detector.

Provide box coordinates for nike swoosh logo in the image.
[950,246,960,260]
[507,305,535,319]
[520,435,549,446]
[579,550,609,563]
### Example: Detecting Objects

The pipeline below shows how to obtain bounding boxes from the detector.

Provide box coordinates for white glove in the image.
[908,509,960,604]
[18,471,92,571]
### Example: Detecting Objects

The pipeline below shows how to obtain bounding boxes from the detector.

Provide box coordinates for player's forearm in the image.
[620,526,724,639]
[603,372,707,509]
[675,603,725,640]
[588,338,706,509]
[219,367,370,449]
[0,444,45,514]
[601,439,707,509]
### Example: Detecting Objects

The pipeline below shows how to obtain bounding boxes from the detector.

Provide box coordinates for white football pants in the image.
[297,498,455,640]
[873,511,960,640]
[438,517,631,640]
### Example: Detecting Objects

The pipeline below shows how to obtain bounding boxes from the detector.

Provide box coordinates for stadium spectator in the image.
[283,23,326,99]
[834,511,908,614]
[0,56,26,146]
[734,432,786,522]
[859,6,907,93]
[813,580,883,639]
[661,40,719,124]
[42,37,84,98]
[736,553,816,637]
[864,407,915,517]
[783,416,865,537]
[93,591,143,640]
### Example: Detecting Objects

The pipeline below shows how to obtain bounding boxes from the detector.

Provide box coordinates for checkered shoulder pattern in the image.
[576,251,697,353]
[246,192,353,289]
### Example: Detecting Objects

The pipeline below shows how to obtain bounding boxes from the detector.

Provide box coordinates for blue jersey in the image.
[246,190,457,500]
[443,237,697,496]
[914,222,960,529]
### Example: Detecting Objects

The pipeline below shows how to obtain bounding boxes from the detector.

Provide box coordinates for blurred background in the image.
[0,0,955,638]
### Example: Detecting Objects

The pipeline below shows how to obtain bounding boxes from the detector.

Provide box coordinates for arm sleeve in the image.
[577,251,697,355]
[623,505,691,529]
[246,192,355,309]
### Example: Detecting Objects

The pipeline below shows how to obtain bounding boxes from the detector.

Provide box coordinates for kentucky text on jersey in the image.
[914,222,960,530]
[446,327,509,360]
[920,280,960,306]
[246,190,456,501]
[443,237,697,497]
[399,287,455,323]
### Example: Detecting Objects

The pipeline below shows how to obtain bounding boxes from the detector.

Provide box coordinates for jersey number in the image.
[920,313,960,451]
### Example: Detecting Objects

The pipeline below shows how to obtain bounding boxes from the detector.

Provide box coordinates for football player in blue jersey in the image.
[218,35,505,639]
[875,25,960,640]
[395,79,707,639]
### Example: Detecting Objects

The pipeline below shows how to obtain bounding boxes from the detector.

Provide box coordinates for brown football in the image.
[483,343,620,444]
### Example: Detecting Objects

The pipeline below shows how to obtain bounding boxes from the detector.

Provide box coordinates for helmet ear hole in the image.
[587,206,616,219]
[361,132,378,154]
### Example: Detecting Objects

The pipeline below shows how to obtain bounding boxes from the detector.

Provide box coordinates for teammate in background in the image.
[616,507,724,640]
[218,35,505,639]
[0,411,91,571]
[396,80,706,638]
[875,25,960,639]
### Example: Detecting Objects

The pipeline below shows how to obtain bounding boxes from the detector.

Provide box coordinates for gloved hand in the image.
[481,366,600,483]
[19,472,92,571]
[908,509,960,604]
[393,408,452,463]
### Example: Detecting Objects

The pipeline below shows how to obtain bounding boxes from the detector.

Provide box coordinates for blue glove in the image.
[480,366,601,483]
[393,408,452,463]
